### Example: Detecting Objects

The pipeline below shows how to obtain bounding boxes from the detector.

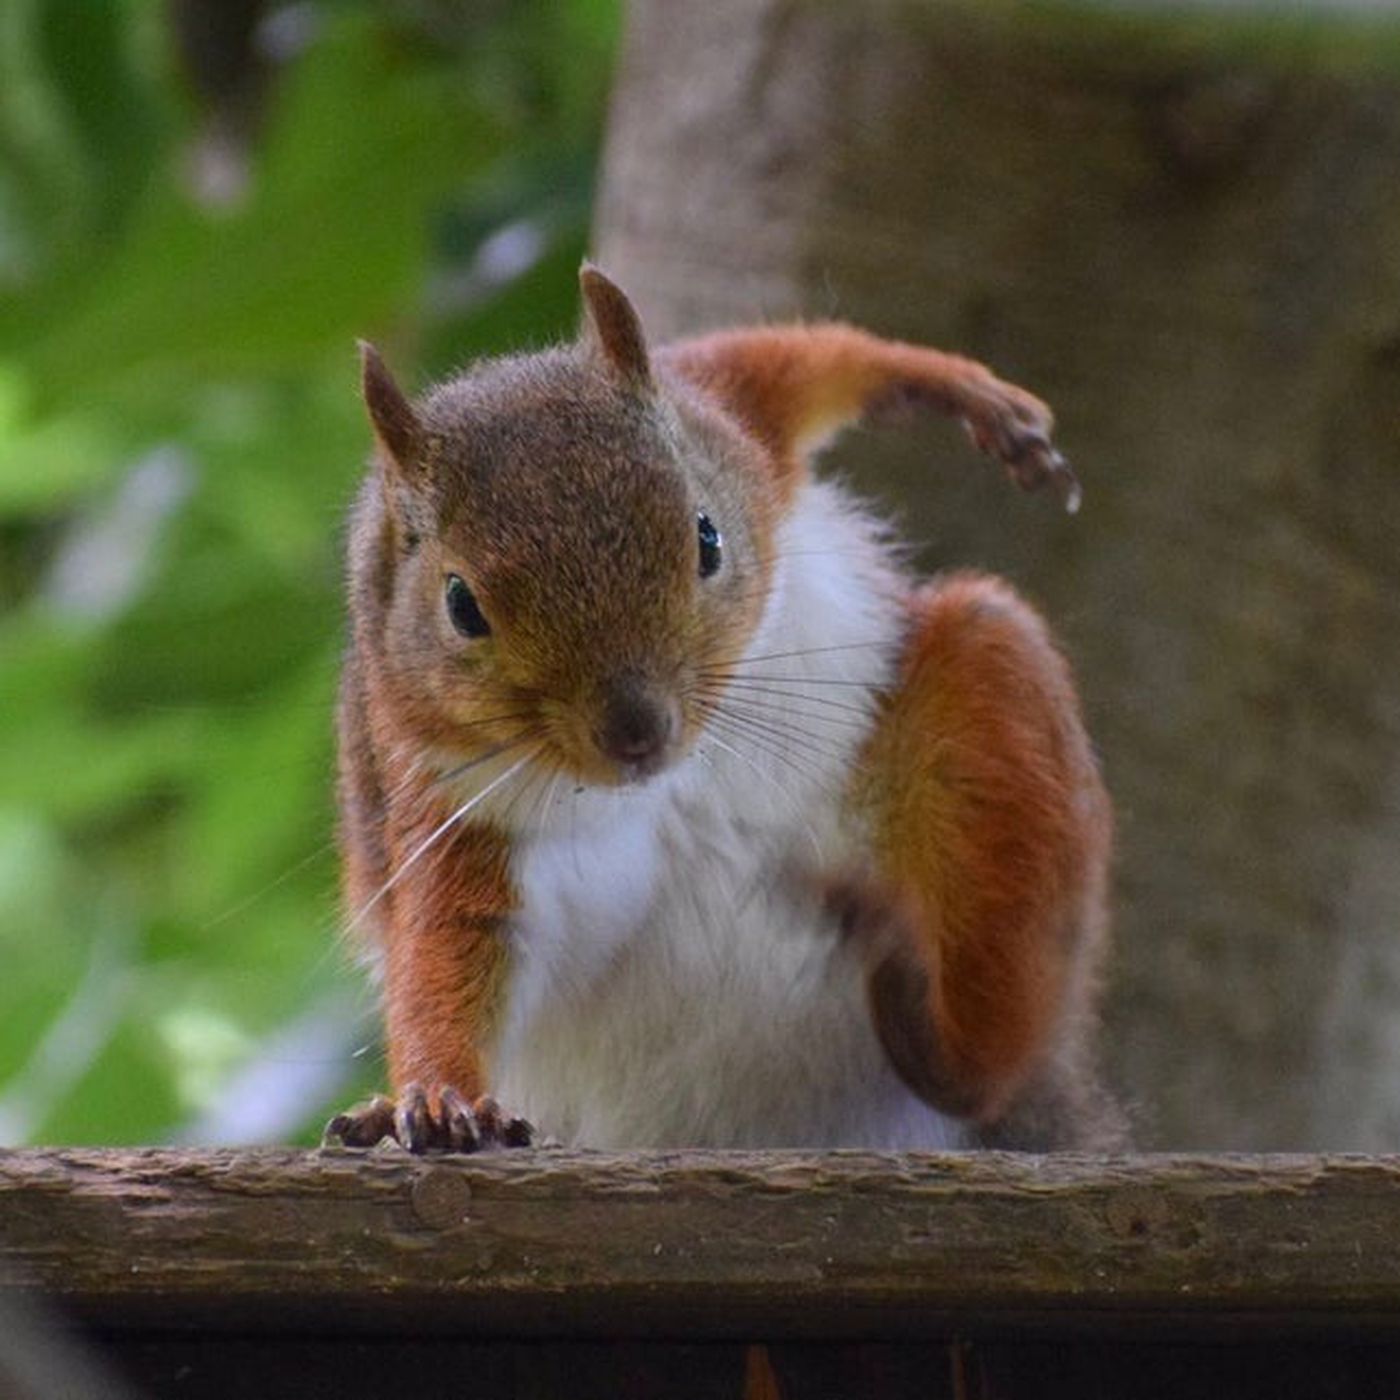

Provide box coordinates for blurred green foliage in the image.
[0,0,619,1145]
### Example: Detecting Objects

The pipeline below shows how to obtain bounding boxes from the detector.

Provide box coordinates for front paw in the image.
[959,376,1081,514]
[802,866,989,1121]
[804,865,920,969]
[323,1084,533,1154]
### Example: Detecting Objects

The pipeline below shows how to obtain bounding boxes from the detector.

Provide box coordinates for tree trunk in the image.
[593,0,1400,1150]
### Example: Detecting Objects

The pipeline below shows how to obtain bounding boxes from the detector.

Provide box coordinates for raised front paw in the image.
[958,375,1081,514]
[801,865,989,1121]
[811,866,918,968]
[322,1084,533,1154]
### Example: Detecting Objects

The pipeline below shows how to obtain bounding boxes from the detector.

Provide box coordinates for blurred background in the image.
[2,0,1398,1151]
[0,0,618,1148]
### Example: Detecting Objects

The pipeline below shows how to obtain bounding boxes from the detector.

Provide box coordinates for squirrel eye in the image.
[697,512,723,579]
[445,574,490,638]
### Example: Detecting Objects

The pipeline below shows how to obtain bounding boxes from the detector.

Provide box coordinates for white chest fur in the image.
[489,480,964,1150]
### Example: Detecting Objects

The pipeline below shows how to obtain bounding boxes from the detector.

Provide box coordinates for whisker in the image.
[707,700,852,770]
[200,842,336,932]
[501,754,555,833]
[700,706,797,772]
[690,679,876,728]
[701,722,843,830]
[431,731,543,790]
[203,759,431,934]
[699,672,886,690]
[707,640,892,669]
[710,695,872,782]
[702,707,841,796]
[699,688,856,755]
[703,704,862,768]
[536,767,566,833]
[700,730,823,863]
[344,748,538,937]
[702,679,880,721]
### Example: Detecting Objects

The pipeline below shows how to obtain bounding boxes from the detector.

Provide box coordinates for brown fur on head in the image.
[355,267,778,793]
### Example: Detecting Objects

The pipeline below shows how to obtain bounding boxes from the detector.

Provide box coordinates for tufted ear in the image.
[359,341,421,472]
[579,263,652,391]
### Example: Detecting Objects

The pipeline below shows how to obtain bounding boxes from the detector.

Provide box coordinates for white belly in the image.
[487,479,964,1150]
[491,788,961,1149]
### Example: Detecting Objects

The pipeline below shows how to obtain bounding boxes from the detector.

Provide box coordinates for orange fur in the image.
[858,573,1111,1119]
[379,769,515,1101]
[660,323,1056,509]
[336,266,1108,1147]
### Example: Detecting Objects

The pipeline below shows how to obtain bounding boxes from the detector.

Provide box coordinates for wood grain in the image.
[3,1149,1400,1338]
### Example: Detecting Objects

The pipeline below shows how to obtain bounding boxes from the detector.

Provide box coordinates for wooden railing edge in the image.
[3,1148,1399,1339]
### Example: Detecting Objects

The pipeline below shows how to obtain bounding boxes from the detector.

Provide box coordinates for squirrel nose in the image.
[596,684,676,772]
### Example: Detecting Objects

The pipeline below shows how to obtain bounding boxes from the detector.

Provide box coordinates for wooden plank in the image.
[3,1150,1400,1338]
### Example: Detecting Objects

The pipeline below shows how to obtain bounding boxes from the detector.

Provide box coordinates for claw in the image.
[1055,460,1083,515]
[502,1115,535,1148]
[322,1094,396,1148]
[1008,442,1081,514]
[960,390,1081,515]
[395,1082,434,1152]
[472,1096,503,1140]
[323,1085,534,1154]
[440,1085,482,1153]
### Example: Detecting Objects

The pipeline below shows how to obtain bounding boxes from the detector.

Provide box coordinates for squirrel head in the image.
[358,265,778,791]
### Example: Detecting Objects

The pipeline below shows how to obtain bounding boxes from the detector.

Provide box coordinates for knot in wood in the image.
[1104,1188,1172,1242]
[411,1167,472,1231]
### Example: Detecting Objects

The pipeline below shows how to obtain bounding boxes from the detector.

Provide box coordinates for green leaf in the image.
[15,11,503,404]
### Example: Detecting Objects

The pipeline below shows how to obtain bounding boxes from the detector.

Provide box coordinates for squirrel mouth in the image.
[610,749,672,786]
[562,753,672,795]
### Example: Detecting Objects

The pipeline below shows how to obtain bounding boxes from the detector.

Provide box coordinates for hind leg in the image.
[830,572,1112,1128]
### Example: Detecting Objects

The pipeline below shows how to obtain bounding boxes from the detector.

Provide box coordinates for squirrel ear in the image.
[579,263,652,390]
[359,341,421,470]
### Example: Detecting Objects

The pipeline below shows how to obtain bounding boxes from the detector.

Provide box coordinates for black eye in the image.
[445,574,490,638]
[697,512,722,578]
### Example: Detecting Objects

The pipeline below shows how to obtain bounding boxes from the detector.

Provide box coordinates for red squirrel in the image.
[326,265,1124,1153]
